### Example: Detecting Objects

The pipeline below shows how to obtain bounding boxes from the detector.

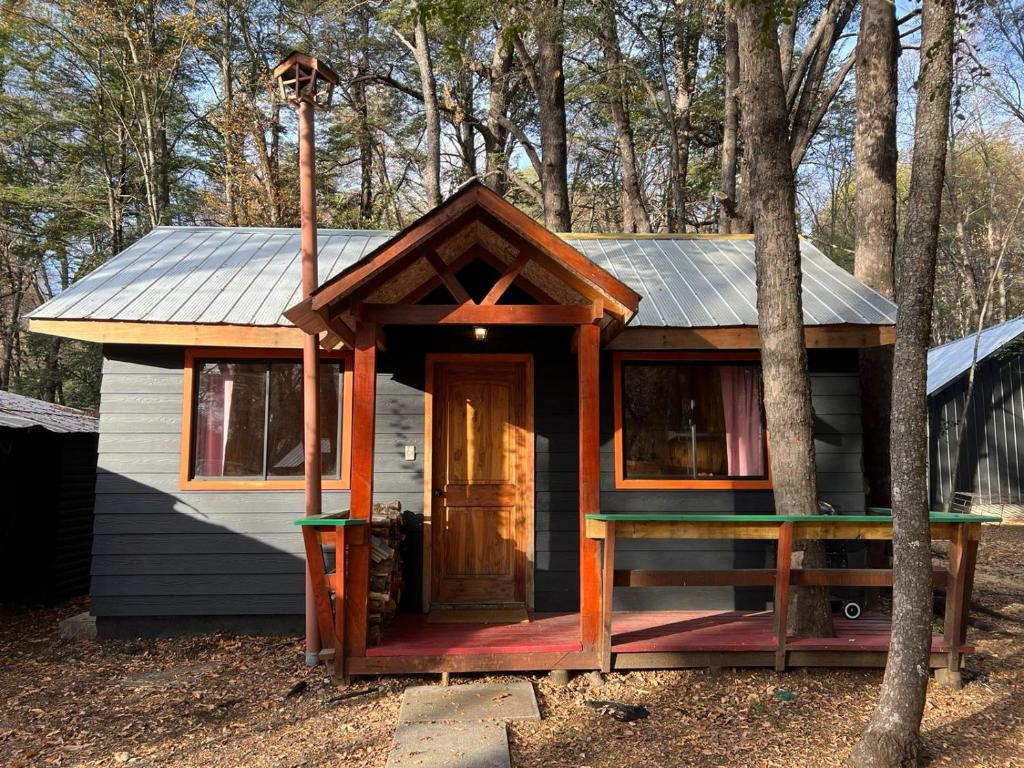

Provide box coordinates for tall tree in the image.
[594,0,651,232]
[734,0,833,637]
[517,0,572,230]
[851,0,957,763]
[854,0,899,511]
[394,4,442,208]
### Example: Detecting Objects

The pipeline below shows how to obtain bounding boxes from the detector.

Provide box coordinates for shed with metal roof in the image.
[0,392,98,604]
[928,316,1024,513]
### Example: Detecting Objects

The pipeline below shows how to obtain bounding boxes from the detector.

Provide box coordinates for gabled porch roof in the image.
[284,181,641,347]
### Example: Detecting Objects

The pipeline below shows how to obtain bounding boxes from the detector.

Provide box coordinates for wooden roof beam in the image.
[357,302,602,326]
[424,250,473,305]
[482,251,532,305]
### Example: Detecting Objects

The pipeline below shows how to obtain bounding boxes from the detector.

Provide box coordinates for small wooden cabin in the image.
[29,182,987,675]
[0,391,98,604]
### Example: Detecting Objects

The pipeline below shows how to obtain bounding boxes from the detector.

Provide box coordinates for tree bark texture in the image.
[850,0,955,764]
[735,0,833,638]
[484,27,514,196]
[533,0,572,231]
[412,11,442,208]
[854,0,899,509]
[718,3,744,233]
[596,0,651,233]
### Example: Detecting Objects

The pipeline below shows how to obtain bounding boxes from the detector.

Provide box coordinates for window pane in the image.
[266,362,341,478]
[621,362,766,481]
[194,363,266,477]
[622,364,693,478]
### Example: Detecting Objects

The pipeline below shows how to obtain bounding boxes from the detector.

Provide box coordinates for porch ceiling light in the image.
[273,51,339,108]
[473,326,488,341]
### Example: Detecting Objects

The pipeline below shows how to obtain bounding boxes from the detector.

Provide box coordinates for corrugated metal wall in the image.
[929,354,1024,506]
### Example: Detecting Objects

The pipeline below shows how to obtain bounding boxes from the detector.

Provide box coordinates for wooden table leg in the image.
[600,521,616,673]
[333,525,347,680]
[944,523,973,674]
[774,522,793,673]
[302,527,336,656]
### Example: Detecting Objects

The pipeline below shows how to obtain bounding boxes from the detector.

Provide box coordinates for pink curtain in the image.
[200,369,233,476]
[719,367,765,477]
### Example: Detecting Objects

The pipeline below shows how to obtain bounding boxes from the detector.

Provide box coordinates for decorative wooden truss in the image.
[283,180,641,349]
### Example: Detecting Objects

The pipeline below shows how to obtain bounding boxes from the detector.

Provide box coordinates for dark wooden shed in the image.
[928,316,1024,515]
[0,391,98,604]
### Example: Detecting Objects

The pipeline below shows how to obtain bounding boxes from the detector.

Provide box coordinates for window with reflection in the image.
[191,359,342,481]
[620,361,767,481]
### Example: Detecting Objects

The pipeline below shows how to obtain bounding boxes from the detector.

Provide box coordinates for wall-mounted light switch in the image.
[404,445,416,461]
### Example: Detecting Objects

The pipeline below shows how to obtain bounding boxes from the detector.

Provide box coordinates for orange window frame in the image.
[180,347,353,491]
[612,350,772,490]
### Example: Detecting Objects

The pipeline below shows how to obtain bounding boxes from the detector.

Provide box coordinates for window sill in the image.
[179,478,350,491]
[614,477,773,490]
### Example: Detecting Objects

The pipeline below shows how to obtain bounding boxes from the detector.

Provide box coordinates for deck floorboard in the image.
[366,610,968,659]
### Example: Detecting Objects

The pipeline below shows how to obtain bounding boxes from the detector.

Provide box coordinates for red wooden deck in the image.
[367,610,967,659]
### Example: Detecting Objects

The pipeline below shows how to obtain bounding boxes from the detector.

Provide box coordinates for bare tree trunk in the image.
[408,10,442,208]
[595,0,651,232]
[735,0,833,638]
[718,3,744,233]
[356,7,374,222]
[220,0,236,226]
[670,0,699,231]
[850,0,956,762]
[533,0,571,230]
[484,26,513,195]
[854,0,899,510]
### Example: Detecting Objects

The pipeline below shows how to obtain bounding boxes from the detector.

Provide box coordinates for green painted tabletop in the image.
[293,516,367,527]
[584,512,1001,524]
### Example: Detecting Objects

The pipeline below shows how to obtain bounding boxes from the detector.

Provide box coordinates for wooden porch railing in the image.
[584,512,998,674]
[294,516,368,679]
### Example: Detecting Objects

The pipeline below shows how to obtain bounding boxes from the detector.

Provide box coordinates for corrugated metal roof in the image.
[0,390,98,433]
[928,315,1024,396]
[28,227,895,329]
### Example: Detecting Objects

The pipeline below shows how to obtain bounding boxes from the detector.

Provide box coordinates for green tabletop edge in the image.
[293,517,368,527]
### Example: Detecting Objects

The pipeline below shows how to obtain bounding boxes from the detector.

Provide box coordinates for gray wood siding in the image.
[92,342,866,621]
[598,350,865,611]
[930,354,1024,506]
[91,346,349,618]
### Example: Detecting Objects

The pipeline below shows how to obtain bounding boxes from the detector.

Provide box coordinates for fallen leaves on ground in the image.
[3,524,1024,767]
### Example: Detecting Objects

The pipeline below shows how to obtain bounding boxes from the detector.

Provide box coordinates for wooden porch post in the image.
[943,522,979,679]
[346,320,378,658]
[774,521,793,672]
[578,322,602,655]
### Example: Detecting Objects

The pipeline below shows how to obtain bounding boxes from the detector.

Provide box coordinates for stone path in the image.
[385,682,540,768]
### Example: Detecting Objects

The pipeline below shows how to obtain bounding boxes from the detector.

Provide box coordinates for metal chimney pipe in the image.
[298,98,323,667]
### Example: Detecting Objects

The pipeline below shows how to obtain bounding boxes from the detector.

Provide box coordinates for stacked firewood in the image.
[367,500,404,646]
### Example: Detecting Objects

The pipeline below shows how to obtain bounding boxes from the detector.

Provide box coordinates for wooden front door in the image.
[429,356,533,607]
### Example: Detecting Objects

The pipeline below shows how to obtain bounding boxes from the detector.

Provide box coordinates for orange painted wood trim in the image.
[611,351,773,491]
[302,526,338,653]
[578,324,603,652]
[482,252,532,305]
[606,325,896,351]
[599,521,616,673]
[28,318,310,349]
[346,321,378,658]
[774,521,793,672]
[358,302,601,326]
[178,347,353,491]
[333,525,347,679]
